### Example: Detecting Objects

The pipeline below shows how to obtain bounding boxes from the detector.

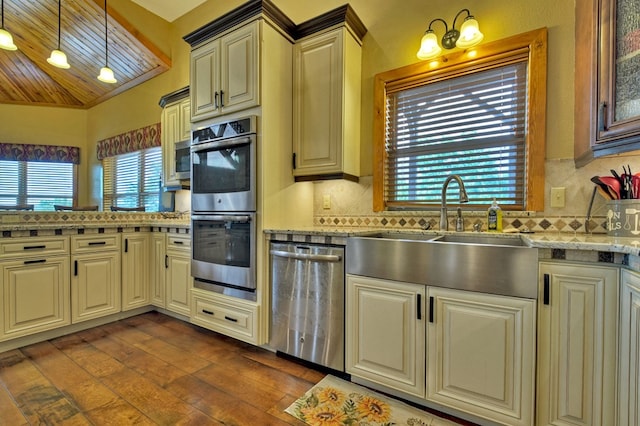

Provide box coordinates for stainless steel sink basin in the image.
[347,232,538,298]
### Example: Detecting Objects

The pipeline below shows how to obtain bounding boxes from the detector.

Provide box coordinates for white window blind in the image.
[385,61,528,208]
[103,147,162,211]
[0,160,74,210]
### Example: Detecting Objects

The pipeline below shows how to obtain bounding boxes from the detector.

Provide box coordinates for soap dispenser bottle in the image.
[487,198,503,232]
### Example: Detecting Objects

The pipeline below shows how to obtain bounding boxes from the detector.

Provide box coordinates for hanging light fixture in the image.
[416,9,484,60]
[97,0,117,83]
[47,0,70,69]
[0,0,17,51]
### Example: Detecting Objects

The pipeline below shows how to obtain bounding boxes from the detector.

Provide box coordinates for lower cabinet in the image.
[619,269,640,426]
[70,235,121,323]
[191,288,259,344]
[121,232,150,311]
[165,235,192,316]
[0,256,70,341]
[537,261,618,426]
[426,287,536,426]
[346,274,536,426]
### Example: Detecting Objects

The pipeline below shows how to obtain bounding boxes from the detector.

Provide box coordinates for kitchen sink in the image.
[347,232,538,299]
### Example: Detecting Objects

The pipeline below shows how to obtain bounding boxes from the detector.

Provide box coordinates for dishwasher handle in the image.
[270,249,342,263]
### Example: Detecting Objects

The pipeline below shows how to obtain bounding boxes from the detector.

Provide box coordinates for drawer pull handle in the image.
[173,241,184,245]
[202,309,214,316]
[88,241,107,246]
[24,259,46,265]
[224,316,238,323]
[24,245,46,250]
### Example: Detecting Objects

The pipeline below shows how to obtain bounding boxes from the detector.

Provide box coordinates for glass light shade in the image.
[47,49,70,69]
[417,31,442,60]
[0,28,17,51]
[455,17,484,48]
[97,66,117,83]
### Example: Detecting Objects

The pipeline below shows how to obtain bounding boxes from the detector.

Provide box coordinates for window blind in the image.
[0,160,74,210]
[385,61,528,208]
[103,147,162,211]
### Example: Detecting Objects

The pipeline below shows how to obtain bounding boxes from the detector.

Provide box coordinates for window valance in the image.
[97,123,161,160]
[0,143,80,164]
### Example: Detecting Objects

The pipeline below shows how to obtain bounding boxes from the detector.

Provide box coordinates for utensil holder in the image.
[606,200,640,237]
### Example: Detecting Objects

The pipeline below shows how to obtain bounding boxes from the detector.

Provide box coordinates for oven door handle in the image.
[191,136,252,153]
[270,250,342,263]
[194,215,252,223]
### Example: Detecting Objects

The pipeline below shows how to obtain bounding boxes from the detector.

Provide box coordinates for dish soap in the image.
[487,198,503,232]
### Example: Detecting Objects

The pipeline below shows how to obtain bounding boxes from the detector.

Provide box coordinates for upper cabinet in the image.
[292,8,366,182]
[189,21,260,122]
[160,87,190,188]
[575,0,640,165]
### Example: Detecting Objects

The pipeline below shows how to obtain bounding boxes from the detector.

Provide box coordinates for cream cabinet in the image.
[150,233,166,308]
[0,237,70,341]
[190,20,259,122]
[121,232,150,311]
[345,274,425,397]
[292,26,362,181]
[70,235,121,323]
[165,234,192,316]
[537,261,618,426]
[191,288,259,344]
[161,93,190,187]
[619,269,640,426]
[426,287,536,426]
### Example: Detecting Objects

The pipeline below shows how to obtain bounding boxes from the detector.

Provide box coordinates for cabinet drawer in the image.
[191,289,258,343]
[0,237,69,259]
[167,235,190,252]
[71,234,121,254]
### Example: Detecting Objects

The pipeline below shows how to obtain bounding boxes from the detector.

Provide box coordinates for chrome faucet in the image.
[440,175,469,231]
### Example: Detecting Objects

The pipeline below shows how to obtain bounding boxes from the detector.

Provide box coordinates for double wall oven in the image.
[190,116,258,301]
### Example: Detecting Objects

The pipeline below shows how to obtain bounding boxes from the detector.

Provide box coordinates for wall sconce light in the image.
[47,0,70,69]
[97,0,117,83]
[0,0,17,51]
[416,9,484,60]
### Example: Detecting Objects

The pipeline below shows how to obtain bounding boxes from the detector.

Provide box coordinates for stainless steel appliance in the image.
[191,116,256,213]
[191,213,256,301]
[269,242,345,372]
[174,139,191,180]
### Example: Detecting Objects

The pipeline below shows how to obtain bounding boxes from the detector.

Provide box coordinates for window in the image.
[103,147,162,211]
[0,160,75,210]
[373,28,547,211]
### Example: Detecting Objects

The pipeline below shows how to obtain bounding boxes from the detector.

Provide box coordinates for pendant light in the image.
[97,0,117,83]
[0,0,17,51]
[47,0,70,69]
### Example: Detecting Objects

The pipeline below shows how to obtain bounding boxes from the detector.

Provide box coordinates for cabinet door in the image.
[166,253,192,316]
[220,20,259,114]
[179,100,191,141]
[426,287,536,426]
[162,102,181,186]
[150,234,166,308]
[121,233,150,311]
[71,251,120,323]
[537,262,618,426]
[0,256,70,341]
[191,39,221,121]
[619,269,640,426]
[346,275,425,397]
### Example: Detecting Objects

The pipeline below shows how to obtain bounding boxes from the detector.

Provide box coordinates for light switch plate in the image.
[323,194,331,209]
[550,187,565,208]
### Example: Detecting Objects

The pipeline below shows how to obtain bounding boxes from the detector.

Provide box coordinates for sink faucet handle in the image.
[473,222,482,232]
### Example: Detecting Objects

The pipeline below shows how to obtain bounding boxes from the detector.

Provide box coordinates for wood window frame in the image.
[373,28,547,212]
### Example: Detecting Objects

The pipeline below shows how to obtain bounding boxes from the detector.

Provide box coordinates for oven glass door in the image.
[191,214,256,292]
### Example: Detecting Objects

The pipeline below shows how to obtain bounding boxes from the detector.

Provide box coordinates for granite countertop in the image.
[264,228,640,256]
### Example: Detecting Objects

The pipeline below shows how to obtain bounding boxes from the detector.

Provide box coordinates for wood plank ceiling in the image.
[0,0,171,108]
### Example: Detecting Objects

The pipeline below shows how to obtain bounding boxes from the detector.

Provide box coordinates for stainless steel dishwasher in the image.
[269,242,345,372]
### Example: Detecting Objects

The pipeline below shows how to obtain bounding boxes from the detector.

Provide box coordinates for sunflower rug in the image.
[285,375,458,426]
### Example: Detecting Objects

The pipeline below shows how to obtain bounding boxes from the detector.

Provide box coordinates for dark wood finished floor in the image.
[0,312,473,425]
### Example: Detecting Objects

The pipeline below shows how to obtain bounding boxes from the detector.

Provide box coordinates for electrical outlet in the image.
[323,194,331,209]
[550,187,565,208]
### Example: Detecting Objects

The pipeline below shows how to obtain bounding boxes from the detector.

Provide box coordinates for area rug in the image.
[285,375,458,426]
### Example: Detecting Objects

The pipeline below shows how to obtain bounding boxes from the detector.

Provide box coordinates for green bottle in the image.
[487,198,503,232]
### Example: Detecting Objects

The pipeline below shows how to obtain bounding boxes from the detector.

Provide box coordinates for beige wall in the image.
[0,0,590,208]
